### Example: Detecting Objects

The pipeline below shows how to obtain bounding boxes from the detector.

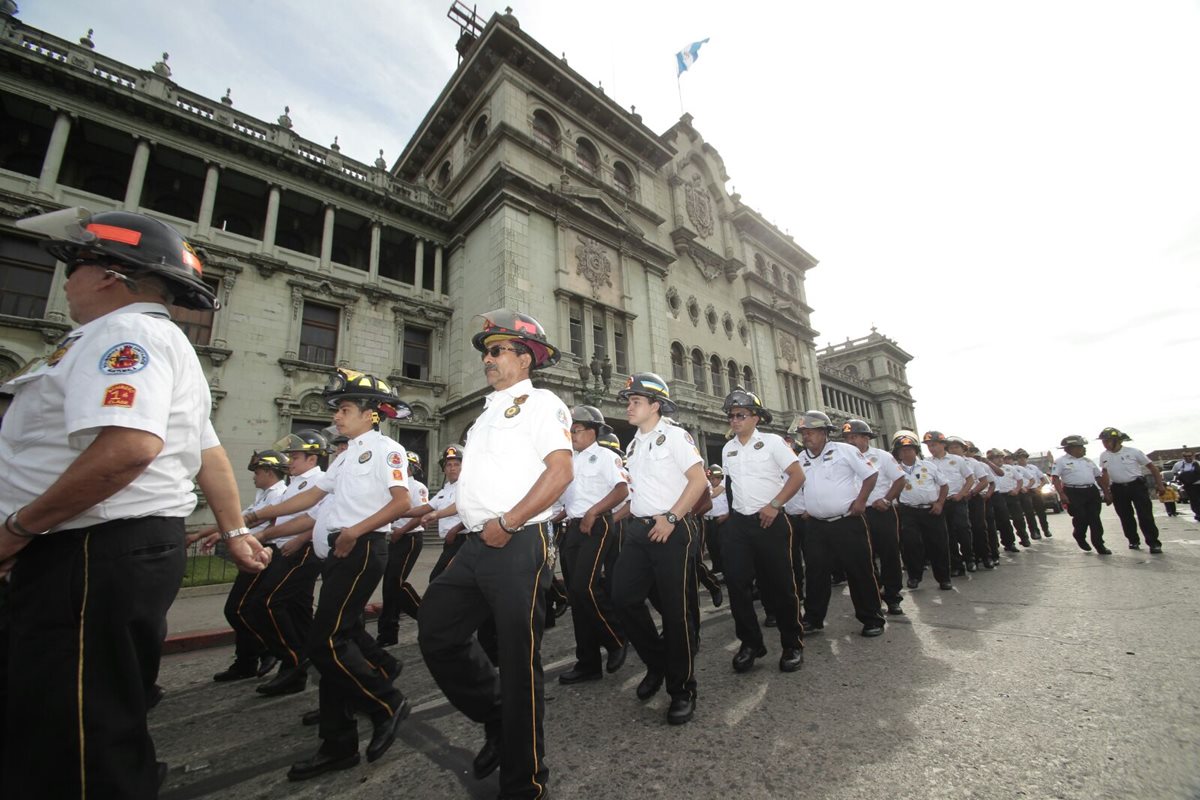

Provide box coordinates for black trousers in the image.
[1006,495,1030,542]
[703,516,724,574]
[1031,491,1052,534]
[1064,486,1106,548]
[559,516,624,671]
[968,495,993,562]
[244,542,320,668]
[310,532,403,755]
[1110,480,1160,546]
[378,532,424,637]
[898,505,950,584]
[1018,492,1040,537]
[223,563,269,665]
[785,513,806,606]
[418,524,552,800]
[611,517,698,701]
[944,499,974,569]
[991,493,1017,548]
[1185,483,1200,520]
[429,535,465,582]
[804,515,884,627]
[721,511,803,651]
[4,517,185,800]
[864,506,903,604]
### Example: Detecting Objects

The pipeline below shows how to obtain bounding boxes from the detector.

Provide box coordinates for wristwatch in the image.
[665,512,679,524]
[220,526,252,540]
[769,499,783,510]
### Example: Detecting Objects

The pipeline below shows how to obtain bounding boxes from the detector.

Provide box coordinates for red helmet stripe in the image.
[86,223,143,246]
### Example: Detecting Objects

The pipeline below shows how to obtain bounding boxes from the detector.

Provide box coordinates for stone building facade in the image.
[0,7,917,505]
[817,330,918,445]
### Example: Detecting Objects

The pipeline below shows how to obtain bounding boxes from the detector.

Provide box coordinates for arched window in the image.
[613,161,634,195]
[742,366,755,393]
[575,138,599,175]
[845,364,859,378]
[710,355,724,396]
[670,342,687,381]
[691,348,706,392]
[470,115,489,147]
[531,110,560,152]
[786,273,797,296]
[727,360,738,392]
[770,264,782,288]
[435,160,452,189]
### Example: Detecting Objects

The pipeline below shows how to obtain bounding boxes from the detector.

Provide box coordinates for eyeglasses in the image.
[727,412,755,421]
[570,426,590,434]
[482,344,520,359]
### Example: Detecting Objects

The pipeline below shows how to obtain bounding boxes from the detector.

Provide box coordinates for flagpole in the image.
[677,71,684,115]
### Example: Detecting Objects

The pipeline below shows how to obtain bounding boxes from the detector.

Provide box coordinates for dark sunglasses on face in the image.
[482,344,519,359]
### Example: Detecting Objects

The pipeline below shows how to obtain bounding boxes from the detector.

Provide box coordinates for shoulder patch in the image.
[47,334,83,367]
[684,431,695,445]
[556,407,569,426]
[102,383,136,407]
[392,469,405,479]
[99,342,149,375]
[358,451,373,464]
[387,451,405,468]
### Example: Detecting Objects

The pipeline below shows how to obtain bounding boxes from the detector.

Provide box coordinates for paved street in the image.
[156,507,1200,800]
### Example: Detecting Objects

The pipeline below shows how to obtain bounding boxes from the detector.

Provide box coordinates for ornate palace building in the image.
[0,5,917,503]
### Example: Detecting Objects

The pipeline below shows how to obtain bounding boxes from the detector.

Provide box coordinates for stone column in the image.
[261,185,280,252]
[368,222,381,279]
[195,162,220,239]
[432,244,443,294]
[414,238,425,290]
[36,111,72,197]
[123,138,151,210]
[319,204,335,271]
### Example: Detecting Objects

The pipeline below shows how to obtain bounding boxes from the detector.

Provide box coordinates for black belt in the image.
[1111,480,1142,487]
[899,503,932,510]
[809,514,848,522]
[1064,484,1095,489]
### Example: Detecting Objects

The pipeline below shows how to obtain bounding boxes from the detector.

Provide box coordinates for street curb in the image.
[164,602,384,655]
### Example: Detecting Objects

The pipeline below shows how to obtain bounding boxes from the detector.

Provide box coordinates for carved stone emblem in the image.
[778,334,797,364]
[574,235,612,295]
[684,175,714,238]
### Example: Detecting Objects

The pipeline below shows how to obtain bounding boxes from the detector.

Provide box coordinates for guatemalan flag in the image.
[676,38,710,76]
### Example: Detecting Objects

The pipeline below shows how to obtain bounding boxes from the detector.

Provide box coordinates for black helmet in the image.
[840,419,875,438]
[471,308,560,369]
[597,431,623,456]
[722,386,773,425]
[1097,426,1131,442]
[922,430,947,445]
[323,368,412,419]
[789,410,834,433]
[891,430,920,450]
[617,372,677,414]
[1013,448,1029,458]
[273,429,331,455]
[1060,434,1087,449]
[248,449,290,474]
[17,207,218,310]
[331,434,350,447]
[439,443,465,465]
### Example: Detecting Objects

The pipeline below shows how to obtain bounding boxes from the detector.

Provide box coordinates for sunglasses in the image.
[482,344,520,359]
[727,412,755,421]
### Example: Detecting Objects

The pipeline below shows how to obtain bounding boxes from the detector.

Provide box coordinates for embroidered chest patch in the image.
[358,451,373,464]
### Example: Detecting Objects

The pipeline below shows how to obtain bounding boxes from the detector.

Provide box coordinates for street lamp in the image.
[578,354,612,406]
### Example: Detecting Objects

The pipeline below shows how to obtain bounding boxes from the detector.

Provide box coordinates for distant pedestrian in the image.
[1097,427,1165,553]
[1175,451,1200,521]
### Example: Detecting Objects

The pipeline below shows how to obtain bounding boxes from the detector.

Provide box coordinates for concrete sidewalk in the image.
[164,539,447,654]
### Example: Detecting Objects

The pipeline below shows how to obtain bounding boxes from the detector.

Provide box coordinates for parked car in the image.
[1040,482,1064,513]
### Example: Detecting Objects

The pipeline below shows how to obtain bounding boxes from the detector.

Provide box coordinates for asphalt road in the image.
[155,506,1200,800]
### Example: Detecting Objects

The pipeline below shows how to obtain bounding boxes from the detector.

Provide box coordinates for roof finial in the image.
[375,149,387,169]
[152,52,171,78]
[330,136,340,152]
[277,105,292,129]
[79,28,95,49]
[221,87,233,106]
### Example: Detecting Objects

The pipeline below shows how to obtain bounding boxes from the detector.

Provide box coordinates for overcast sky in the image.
[18,0,1200,457]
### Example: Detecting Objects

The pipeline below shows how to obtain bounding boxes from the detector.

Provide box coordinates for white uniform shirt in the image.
[0,303,215,530]
[720,430,799,515]
[783,482,806,515]
[706,485,730,518]
[898,460,947,506]
[270,466,322,546]
[1023,463,1046,487]
[930,454,973,497]
[562,442,628,518]
[969,459,995,493]
[1098,446,1150,484]
[311,430,409,559]
[993,464,1019,494]
[457,378,571,531]
[799,441,877,520]
[862,446,904,506]
[246,481,287,534]
[1051,455,1102,487]
[428,480,462,539]
[397,478,429,532]
[625,421,703,518]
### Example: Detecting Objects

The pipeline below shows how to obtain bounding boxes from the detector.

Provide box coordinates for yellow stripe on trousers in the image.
[265,545,311,665]
[587,517,623,647]
[328,539,394,716]
[527,524,548,799]
[781,514,803,633]
[680,518,695,686]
